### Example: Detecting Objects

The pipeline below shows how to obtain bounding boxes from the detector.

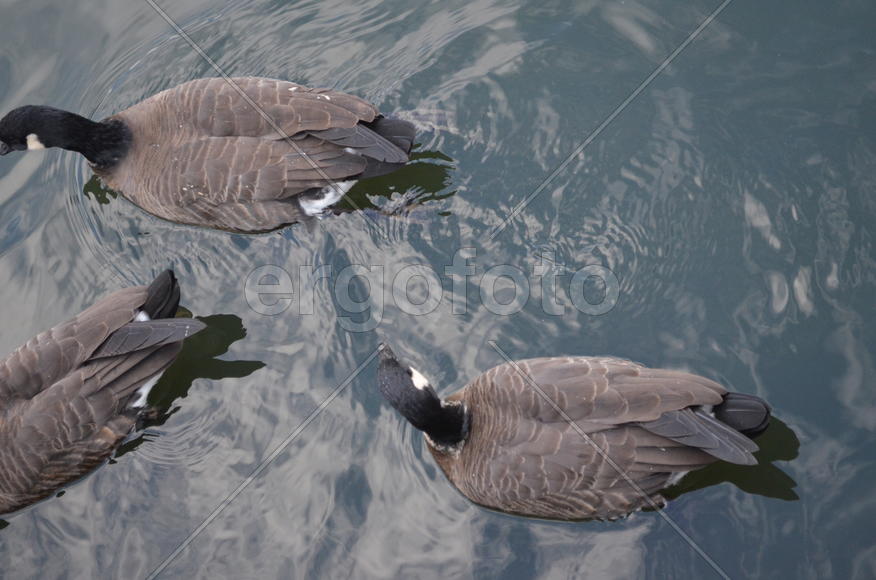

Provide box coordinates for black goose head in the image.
[377,344,470,450]
[0,105,131,168]
[0,106,73,154]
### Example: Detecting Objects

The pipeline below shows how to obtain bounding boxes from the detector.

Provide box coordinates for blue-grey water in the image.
[1,0,874,578]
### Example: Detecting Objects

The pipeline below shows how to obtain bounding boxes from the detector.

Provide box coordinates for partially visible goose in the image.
[0,271,204,515]
[378,346,772,520]
[0,77,416,232]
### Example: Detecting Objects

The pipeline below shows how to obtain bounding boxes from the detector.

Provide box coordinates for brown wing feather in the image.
[104,77,398,231]
[0,371,136,513]
[168,136,366,204]
[0,281,194,515]
[0,286,146,404]
[125,135,366,232]
[439,357,741,520]
[128,77,378,139]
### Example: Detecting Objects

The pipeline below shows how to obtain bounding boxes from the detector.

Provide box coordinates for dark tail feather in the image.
[357,119,416,178]
[308,117,415,180]
[308,125,408,163]
[366,117,415,156]
[141,270,181,319]
[714,393,772,438]
[639,408,758,465]
[90,319,206,359]
[93,343,182,402]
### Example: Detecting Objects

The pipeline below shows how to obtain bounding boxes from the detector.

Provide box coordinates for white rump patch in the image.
[299,181,355,216]
[134,310,151,322]
[26,133,45,150]
[130,373,161,408]
[343,147,359,155]
[667,470,689,486]
[409,366,430,390]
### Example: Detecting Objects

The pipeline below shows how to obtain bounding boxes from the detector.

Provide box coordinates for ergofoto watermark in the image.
[244,247,619,332]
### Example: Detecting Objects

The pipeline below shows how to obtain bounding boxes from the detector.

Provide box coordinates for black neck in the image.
[421,402,470,448]
[34,108,131,168]
[381,382,470,447]
[377,349,471,448]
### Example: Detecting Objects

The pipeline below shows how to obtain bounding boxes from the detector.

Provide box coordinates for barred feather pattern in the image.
[98,77,413,232]
[431,357,761,520]
[0,274,201,514]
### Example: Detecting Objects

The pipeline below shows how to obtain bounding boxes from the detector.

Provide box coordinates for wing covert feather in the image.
[433,356,753,519]
[0,286,147,404]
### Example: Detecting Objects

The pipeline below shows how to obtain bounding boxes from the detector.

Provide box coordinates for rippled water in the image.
[1,0,875,578]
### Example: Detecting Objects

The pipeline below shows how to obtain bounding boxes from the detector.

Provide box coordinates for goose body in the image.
[0,271,204,515]
[0,77,416,232]
[378,348,771,520]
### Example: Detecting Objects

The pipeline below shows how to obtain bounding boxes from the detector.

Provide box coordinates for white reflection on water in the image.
[1,0,875,578]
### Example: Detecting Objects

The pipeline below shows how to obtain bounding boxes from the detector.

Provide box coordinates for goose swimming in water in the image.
[0,77,415,233]
[0,270,204,515]
[378,346,772,520]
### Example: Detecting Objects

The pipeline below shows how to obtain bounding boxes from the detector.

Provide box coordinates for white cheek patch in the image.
[409,366,430,390]
[26,133,45,150]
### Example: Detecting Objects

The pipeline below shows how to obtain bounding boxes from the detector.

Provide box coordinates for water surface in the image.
[0,0,874,578]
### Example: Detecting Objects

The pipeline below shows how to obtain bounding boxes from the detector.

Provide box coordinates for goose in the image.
[377,346,772,520]
[0,270,204,515]
[0,77,416,233]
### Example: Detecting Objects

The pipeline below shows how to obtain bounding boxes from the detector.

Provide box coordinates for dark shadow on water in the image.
[82,174,118,205]
[115,312,265,457]
[336,147,457,214]
[0,313,264,526]
[662,417,800,502]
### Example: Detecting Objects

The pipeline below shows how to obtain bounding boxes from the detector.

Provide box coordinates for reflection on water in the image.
[117,313,265,456]
[82,174,118,206]
[0,0,874,577]
[0,313,263,526]
[664,418,800,503]
[338,147,457,214]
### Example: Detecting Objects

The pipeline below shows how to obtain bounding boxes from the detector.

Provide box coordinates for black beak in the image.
[0,142,10,156]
